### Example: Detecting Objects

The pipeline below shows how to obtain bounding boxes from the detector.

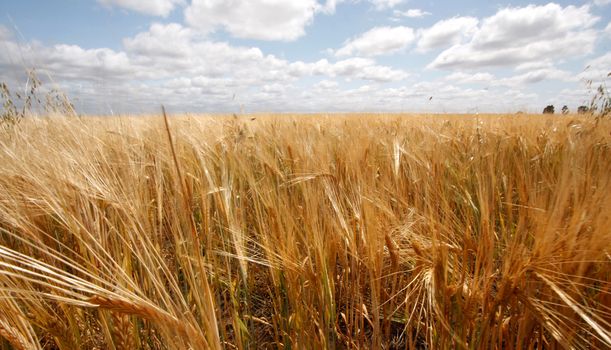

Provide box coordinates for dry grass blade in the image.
[0,113,608,349]
[535,272,611,347]
[88,295,209,349]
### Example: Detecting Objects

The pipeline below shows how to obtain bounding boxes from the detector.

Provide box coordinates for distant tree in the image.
[543,105,555,114]
[561,105,569,114]
[577,106,589,114]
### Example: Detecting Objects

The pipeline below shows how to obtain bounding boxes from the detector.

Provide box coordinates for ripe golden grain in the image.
[0,113,608,349]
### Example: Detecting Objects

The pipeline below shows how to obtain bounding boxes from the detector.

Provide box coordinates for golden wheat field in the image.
[0,114,609,349]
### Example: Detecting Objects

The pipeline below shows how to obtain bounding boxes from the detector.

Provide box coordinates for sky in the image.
[0,0,610,114]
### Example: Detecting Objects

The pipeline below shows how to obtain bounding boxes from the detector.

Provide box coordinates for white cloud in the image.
[492,68,574,87]
[123,22,194,58]
[261,82,290,95]
[0,23,410,113]
[593,0,611,6]
[440,65,573,88]
[335,26,416,57]
[370,82,539,113]
[514,60,555,72]
[428,4,599,69]
[579,52,611,83]
[442,68,572,90]
[370,0,405,10]
[313,79,339,90]
[393,9,431,18]
[0,25,11,41]
[97,0,183,17]
[121,24,285,83]
[184,0,321,41]
[308,58,409,81]
[0,35,134,83]
[416,17,478,52]
[48,45,133,79]
[556,87,592,109]
[445,72,494,84]
[605,22,611,37]
[471,4,598,49]
[317,0,343,14]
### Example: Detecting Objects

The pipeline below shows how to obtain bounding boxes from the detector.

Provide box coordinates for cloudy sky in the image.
[1,0,610,114]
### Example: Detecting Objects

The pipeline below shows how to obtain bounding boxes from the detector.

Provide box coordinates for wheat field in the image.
[0,114,609,349]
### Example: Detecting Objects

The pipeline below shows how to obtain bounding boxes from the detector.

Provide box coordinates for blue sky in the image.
[1,0,610,114]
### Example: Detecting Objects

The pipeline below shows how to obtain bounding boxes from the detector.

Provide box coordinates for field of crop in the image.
[0,114,609,349]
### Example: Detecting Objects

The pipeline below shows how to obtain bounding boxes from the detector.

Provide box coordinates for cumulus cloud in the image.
[286,58,408,82]
[416,17,478,52]
[261,82,291,95]
[313,79,339,90]
[0,25,11,41]
[2,18,557,114]
[579,52,611,83]
[370,0,405,10]
[593,0,611,6]
[428,4,599,70]
[444,72,494,84]
[605,22,611,37]
[0,22,410,113]
[47,45,133,80]
[470,4,598,49]
[439,64,573,88]
[123,22,194,58]
[0,37,134,83]
[372,82,538,113]
[444,69,571,90]
[317,0,343,14]
[185,0,322,41]
[492,68,574,87]
[514,60,555,72]
[97,0,183,17]
[393,9,431,18]
[5,3,595,115]
[312,58,408,81]
[334,26,416,57]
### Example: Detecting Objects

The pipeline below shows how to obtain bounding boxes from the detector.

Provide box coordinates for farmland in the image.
[0,114,609,349]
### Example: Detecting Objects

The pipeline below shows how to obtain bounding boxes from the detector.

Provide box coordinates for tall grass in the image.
[0,114,609,349]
